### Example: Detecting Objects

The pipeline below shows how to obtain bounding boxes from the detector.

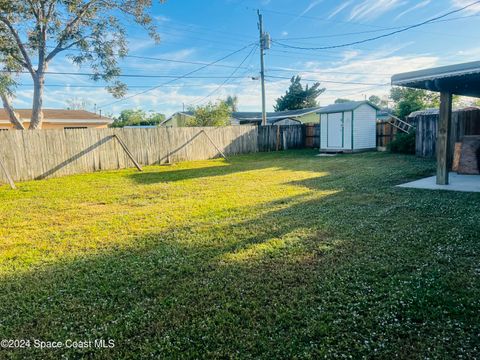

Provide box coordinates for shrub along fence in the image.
[0,125,305,184]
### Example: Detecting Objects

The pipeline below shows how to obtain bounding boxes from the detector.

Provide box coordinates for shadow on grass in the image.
[1,151,478,359]
[127,150,317,185]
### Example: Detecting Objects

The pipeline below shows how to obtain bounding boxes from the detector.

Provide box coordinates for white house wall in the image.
[353,104,377,149]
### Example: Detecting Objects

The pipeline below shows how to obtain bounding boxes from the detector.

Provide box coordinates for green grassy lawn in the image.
[0,150,479,359]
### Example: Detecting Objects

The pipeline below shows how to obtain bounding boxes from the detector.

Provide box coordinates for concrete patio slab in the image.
[397,172,480,192]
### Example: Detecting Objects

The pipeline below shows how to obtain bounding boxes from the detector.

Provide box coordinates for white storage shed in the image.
[318,101,379,152]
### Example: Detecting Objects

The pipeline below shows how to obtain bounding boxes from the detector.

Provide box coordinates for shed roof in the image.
[391,61,480,97]
[316,101,379,114]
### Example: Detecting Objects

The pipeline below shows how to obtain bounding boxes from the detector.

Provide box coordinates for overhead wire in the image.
[272,1,480,51]
[98,43,256,109]
[189,45,259,106]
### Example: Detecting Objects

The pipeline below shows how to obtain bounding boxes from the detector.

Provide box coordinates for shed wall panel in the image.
[353,104,377,149]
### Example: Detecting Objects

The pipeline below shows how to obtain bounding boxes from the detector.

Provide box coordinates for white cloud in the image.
[394,0,431,21]
[328,0,353,19]
[288,0,324,25]
[451,0,480,13]
[349,0,407,21]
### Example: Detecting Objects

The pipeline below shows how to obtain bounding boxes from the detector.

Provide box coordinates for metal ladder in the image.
[389,115,414,134]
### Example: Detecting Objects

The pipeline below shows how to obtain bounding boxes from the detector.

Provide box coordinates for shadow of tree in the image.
[1,151,478,359]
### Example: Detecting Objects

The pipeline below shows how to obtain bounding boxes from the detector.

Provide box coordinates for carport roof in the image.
[391,61,480,97]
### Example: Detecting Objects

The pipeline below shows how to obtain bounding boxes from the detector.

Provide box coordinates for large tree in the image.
[274,75,325,111]
[225,95,238,112]
[390,87,440,119]
[334,98,354,104]
[0,0,163,129]
[186,101,231,127]
[111,109,165,127]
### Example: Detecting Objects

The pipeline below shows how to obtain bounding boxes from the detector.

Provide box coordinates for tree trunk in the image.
[30,74,45,129]
[0,92,24,130]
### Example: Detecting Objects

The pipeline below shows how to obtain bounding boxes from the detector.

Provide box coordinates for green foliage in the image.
[0,0,164,125]
[111,109,165,128]
[0,151,479,358]
[390,87,440,119]
[274,75,325,111]
[187,101,232,127]
[368,95,388,108]
[334,98,354,104]
[389,130,416,154]
[225,95,239,112]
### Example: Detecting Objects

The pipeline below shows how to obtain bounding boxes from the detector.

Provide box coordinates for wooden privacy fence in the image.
[376,120,398,149]
[257,125,305,152]
[304,123,320,148]
[411,108,480,159]
[0,125,306,184]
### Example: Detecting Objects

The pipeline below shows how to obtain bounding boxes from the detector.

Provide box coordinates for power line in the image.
[43,45,256,71]
[16,83,242,88]
[98,43,256,109]
[190,45,258,106]
[2,70,252,79]
[275,14,480,41]
[265,75,389,86]
[267,67,391,77]
[272,1,480,51]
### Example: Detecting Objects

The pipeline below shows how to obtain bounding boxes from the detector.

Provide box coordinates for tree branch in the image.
[0,92,24,130]
[45,38,88,63]
[0,15,35,76]
[45,0,100,62]
[25,0,40,21]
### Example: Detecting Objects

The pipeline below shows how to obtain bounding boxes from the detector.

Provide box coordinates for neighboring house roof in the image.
[161,111,194,126]
[233,107,322,123]
[408,106,480,118]
[162,107,321,126]
[0,109,112,123]
[391,60,480,97]
[317,101,380,114]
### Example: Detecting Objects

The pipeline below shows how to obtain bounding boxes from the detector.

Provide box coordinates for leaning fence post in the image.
[112,135,143,172]
[201,130,227,160]
[0,156,16,189]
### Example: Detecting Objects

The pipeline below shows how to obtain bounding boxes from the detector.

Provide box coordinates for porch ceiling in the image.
[391,61,480,97]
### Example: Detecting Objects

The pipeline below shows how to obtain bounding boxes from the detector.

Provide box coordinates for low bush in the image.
[389,130,416,154]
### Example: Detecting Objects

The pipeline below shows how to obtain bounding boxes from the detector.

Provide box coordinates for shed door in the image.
[327,113,343,148]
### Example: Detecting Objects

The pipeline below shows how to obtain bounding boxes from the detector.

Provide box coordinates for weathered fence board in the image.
[376,121,398,149]
[258,125,305,152]
[0,125,306,184]
[411,108,480,159]
[304,124,320,148]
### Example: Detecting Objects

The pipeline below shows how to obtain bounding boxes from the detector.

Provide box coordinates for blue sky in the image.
[12,0,480,116]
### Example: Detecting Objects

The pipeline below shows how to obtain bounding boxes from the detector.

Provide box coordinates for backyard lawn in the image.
[0,150,479,359]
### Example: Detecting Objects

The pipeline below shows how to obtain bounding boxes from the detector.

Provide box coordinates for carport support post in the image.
[437,92,452,185]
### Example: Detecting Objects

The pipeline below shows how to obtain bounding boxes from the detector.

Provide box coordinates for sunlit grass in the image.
[0,150,479,359]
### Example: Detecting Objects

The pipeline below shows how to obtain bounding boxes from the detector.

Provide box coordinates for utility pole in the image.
[258,10,268,126]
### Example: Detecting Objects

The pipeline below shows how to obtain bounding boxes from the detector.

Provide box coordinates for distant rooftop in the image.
[163,106,322,125]
[0,109,111,122]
